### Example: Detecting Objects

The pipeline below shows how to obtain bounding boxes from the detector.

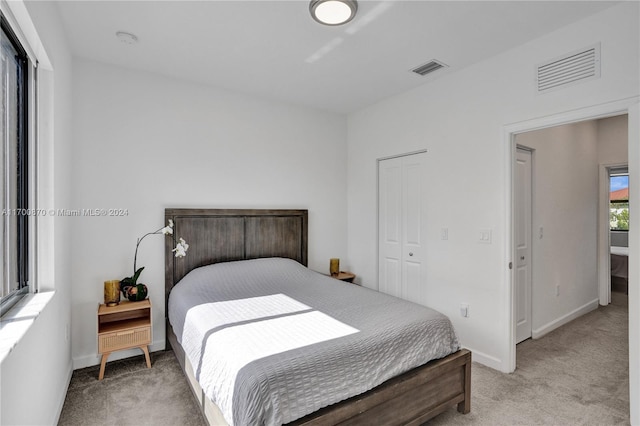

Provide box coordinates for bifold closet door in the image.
[378,152,427,305]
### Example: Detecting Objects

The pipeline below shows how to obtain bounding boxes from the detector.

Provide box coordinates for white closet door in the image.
[402,154,427,305]
[378,157,403,298]
[378,152,427,305]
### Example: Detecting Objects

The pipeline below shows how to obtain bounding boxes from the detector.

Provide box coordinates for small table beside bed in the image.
[165,208,471,426]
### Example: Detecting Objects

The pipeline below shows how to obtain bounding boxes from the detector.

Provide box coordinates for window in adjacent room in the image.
[1,14,30,314]
[609,172,629,231]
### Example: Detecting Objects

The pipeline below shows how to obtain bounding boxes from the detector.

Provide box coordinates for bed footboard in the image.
[169,320,471,426]
[290,349,471,425]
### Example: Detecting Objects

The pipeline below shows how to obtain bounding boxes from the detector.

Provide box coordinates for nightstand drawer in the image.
[99,326,151,353]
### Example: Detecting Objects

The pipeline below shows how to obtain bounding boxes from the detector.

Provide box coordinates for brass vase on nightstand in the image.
[330,258,340,276]
[103,280,120,306]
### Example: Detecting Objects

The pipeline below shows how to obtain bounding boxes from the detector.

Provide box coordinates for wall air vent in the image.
[536,43,600,93]
[411,60,447,76]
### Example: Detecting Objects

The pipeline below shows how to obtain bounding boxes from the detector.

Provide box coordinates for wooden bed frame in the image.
[165,208,471,425]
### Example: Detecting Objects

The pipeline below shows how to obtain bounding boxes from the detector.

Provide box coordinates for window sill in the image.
[0,291,55,363]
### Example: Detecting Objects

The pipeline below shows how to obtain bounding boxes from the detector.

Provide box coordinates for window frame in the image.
[609,171,629,232]
[1,12,30,316]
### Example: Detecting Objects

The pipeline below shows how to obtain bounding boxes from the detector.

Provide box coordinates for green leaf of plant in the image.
[132,267,145,284]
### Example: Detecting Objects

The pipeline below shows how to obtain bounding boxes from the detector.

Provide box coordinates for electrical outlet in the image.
[460,303,469,318]
[441,228,448,240]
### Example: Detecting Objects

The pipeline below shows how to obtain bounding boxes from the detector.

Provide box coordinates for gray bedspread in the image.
[168,257,460,426]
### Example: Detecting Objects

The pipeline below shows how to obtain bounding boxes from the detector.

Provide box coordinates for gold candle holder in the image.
[330,258,340,276]
[104,280,121,307]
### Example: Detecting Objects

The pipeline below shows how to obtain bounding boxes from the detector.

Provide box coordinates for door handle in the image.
[409,252,414,256]
[520,256,525,260]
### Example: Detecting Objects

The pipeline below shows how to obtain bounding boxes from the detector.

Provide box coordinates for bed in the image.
[165,208,471,426]
[611,246,629,294]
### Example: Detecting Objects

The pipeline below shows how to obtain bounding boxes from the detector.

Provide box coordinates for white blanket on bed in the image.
[168,257,459,426]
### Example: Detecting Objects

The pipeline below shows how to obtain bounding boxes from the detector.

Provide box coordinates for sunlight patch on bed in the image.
[182,293,360,418]
[184,293,311,335]
[202,310,360,414]
[210,310,359,361]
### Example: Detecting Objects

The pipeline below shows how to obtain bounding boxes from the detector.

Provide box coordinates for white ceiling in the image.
[55,1,620,114]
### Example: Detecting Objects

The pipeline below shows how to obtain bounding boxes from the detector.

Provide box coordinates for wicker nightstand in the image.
[97,299,152,380]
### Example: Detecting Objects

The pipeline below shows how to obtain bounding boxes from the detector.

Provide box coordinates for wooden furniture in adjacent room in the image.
[97,299,152,380]
[165,208,470,425]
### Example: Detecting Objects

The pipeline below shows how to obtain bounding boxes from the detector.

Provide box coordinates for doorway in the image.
[512,115,628,345]
[504,100,638,422]
[600,165,629,301]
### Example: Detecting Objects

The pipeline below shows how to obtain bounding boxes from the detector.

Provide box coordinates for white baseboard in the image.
[461,346,504,371]
[72,340,166,370]
[532,298,599,339]
[53,358,74,425]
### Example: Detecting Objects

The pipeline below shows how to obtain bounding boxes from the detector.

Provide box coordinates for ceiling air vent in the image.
[536,43,600,93]
[411,60,447,76]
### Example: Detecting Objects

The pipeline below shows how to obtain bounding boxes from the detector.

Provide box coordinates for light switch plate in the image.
[478,228,492,244]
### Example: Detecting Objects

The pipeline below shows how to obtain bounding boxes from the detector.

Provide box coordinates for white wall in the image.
[0,1,74,425]
[71,59,348,367]
[516,121,600,336]
[347,2,639,371]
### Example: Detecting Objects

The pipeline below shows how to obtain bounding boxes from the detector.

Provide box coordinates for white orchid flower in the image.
[161,219,175,235]
[173,245,186,258]
[128,220,187,288]
[172,237,189,258]
[128,219,189,284]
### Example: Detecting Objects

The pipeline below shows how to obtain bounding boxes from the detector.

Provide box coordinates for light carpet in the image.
[59,292,628,425]
[429,291,629,425]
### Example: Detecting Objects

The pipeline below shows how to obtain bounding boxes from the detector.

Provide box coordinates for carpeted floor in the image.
[59,350,205,426]
[58,292,629,426]
[428,291,629,425]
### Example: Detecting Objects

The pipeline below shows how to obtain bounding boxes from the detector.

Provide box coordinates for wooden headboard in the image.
[164,208,308,311]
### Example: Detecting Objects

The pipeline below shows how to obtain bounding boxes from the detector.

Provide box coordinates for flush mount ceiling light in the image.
[310,0,358,26]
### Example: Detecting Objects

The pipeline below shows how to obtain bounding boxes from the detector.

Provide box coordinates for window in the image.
[609,172,629,231]
[1,14,29,314]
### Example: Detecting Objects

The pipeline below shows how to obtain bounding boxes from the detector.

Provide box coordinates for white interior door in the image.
[378,157,403,298]
[515,148,533,343]
[515,148,532,343]
[378,152,427,305]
